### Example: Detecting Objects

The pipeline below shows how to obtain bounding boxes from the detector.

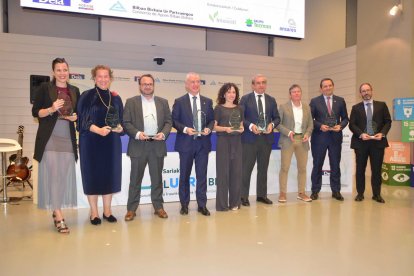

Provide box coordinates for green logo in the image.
[209,11,218,22]
[245,18,253,27]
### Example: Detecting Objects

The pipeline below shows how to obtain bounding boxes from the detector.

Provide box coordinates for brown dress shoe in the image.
[154,208,168,219]
[124,211,136,221]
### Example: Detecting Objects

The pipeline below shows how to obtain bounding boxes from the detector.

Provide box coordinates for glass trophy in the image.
[193,110,206,135]
[257,112,267,133]
[365,121,378,138]
[57,92,73,118]
[144,114,158,138]
[324,111,337,130]
[229,109,242,131]
[105,106,121,131]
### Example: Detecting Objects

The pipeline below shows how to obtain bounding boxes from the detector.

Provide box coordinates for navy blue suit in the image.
[172,94,214,207]
[310,94,348,193]
[240,92,280,198]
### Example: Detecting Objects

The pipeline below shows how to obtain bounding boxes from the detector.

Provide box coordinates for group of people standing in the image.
[32,58,392,234]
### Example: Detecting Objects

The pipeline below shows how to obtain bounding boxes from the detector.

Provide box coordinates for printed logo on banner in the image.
[69,73,85,80]
[245,18,271,29]
[200,80,206,85]
[79,0,93,10]
[110,1,126,12]
[208,11,236,25]
[33,0,71,6]
[210,81,216,85]
[280,18,297,33]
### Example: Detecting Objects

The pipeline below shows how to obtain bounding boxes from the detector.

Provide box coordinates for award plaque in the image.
[144,114,158,138]
[193,110,206,134]
[365,121,378,138]
[257,112,267,133]
[105,106,121,131]
[324,112,337,129]
[229,109,242,131]
[57,92,73,117]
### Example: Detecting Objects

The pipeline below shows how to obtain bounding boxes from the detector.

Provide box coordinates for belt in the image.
[294,133,303,136]
[143,138,155,142]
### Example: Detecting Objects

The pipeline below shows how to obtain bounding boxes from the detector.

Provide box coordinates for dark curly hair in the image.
[216,83,240,105]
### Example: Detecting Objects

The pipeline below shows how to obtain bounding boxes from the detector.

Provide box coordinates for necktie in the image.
[366,102,374,135]
[192,96,198,132]
[327,96,332,115]
[257,95,264,115]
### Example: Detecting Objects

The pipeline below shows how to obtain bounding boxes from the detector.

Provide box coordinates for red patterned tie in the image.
[327,96,332,115]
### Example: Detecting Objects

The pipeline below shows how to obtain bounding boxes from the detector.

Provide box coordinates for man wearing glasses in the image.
[123,74,172,220]
[349,83,391,203]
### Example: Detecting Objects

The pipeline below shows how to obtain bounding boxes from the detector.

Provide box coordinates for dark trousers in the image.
[216,135,242,211]
[354,142,385,196]
[127,145,165,211]
[241,136,272,198]
[178,140,209,208]
[311,140,342,193]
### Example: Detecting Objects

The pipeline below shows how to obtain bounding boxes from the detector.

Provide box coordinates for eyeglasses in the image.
[361,89,371,93]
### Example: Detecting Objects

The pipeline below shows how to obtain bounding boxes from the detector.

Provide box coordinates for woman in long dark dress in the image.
[77,65,124,225]
[32,57,79,234]
[213,83,244,211]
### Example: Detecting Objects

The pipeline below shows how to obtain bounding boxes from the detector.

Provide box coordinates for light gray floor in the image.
[1,185,413,276]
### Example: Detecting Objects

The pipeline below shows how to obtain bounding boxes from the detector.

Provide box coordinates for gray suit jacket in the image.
[276,101,313,150]
[123,95,172,157]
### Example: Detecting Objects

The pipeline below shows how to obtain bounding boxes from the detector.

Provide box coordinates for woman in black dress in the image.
[213,83,244,211]
[77,65,124,225]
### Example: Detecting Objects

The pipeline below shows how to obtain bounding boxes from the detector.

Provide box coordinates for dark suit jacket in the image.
[123,95,172,157]
[172,93,214,153]
[32,81,80,162]
[310,94,349,144]
[276,101,313,150]
[349,101,392,149]
[240,92,280,144]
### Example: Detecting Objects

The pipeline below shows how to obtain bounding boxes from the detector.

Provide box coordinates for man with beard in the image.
[349,83,392,203]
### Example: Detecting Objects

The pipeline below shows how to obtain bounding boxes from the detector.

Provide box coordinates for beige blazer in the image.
[276,101,313,150]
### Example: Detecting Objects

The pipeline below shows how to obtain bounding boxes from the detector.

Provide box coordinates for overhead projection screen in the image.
[20,0,305,38]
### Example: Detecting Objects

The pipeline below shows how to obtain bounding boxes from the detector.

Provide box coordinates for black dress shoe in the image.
[197,207,211,216]
[372,195,385,203]
[241,198,250,206]
[180,206,189,215]
[310,192,319,200]
[90,217,102,225]
[332,192,344,201]
[103,214,117,223]
[257,196,273,204]
[355,194,364,202]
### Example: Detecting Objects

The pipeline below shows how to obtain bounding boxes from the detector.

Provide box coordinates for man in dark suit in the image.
[349,83,391,203]
[240,74,280,206]
[123,74,172,221]
[310,78,349,201]
[172,72,215,216]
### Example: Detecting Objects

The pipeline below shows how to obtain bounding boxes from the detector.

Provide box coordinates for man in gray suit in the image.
[123,74,172,220]
[276,84,313,203]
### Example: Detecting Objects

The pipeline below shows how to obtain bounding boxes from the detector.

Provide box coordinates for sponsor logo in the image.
[79,0,93,10]
[200,80,206,85]
[245,18,271,29]
[69,73,85,80]
[210,81,216,85]
[110,1,126,12]
[279,18,297,33]
[33,0,71,6]
[209,11,236,25]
